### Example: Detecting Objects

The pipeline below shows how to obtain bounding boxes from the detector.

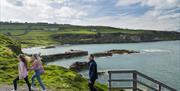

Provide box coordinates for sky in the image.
[0,0,180,31]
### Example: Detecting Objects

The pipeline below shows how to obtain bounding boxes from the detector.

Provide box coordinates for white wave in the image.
[142,49,170,53]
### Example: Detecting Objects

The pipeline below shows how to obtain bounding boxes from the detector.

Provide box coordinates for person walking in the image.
[11,54,31,91]
[88,54,98,91]
[30,54,46,91]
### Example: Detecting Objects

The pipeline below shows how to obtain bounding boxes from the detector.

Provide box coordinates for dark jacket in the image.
[88,60,98,81]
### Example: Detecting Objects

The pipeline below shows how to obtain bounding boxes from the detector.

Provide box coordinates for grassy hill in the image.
[0,34,107,91]
[0,22,180,48]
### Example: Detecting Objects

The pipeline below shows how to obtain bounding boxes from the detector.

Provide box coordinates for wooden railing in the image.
[108,70,177,91]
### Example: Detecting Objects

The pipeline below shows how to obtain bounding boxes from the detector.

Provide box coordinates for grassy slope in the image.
[0,24,143,48]
[0,34,107,91]
[0,22,179,48]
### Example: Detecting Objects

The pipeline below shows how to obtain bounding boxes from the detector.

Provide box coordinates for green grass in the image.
[0,46,15,58]
[59,31,97,34]
[0,58,107,91]
[0,30,25,35]
[1,22,179,48]
[0,29,97,48]
[0,34,108,91]
[0,23,150,47]
[13,30,59,48]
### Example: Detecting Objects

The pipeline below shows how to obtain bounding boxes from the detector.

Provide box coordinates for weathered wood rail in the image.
[108,70,177,91]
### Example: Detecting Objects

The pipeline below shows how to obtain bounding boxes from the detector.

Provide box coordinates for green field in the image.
[0,22,180,48]
[0,23,141,47]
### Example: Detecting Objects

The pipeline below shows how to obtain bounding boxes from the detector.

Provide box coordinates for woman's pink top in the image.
[31,60,45,73]
[18,61,28,79]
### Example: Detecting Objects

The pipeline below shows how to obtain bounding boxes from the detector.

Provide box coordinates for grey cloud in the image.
[6,0,23,7]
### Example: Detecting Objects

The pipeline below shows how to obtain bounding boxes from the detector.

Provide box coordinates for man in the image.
[88,54,98,91]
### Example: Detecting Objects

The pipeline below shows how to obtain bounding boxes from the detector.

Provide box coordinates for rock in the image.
[7,44,22,55]
[69,61,88,71]
[92,49,139,58]
[52,32,180,44]
[69,62,106,76]
[93,52,112,57]
[107,49,139,54]
[97,71,106,76]
[41,50,88,62]
[4,32,12,36]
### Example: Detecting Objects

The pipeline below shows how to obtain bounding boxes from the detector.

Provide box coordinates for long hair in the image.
[33,54,42,64]
[19,54,28,69]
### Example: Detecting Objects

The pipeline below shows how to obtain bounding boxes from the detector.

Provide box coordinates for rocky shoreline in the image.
[41,50,88,62]
[40,49,139,63]
[69,61,105,76]
[25,48,140,71]
[92,49,139,57]
[69,61,88,71]
[107,49,139,54]
[69,49,139,71]
[52,32,180,45]
[93,52,112,57]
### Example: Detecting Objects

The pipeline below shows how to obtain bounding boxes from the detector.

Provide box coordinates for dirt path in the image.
[0,85,75,91]
[0,85,39,91]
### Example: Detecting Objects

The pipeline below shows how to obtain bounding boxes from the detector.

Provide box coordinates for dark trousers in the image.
[13,76,31,91]
[88,80,97,91]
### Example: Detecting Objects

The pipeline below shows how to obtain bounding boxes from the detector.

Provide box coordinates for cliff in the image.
[52,31,180,44]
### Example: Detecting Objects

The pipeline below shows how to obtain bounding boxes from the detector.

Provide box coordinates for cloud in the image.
[0,0,88,22]
[55,6,88,18]
[115,0,180,31]
[116,0,141,6]
[0,0,179,31]
[6,0,23,6]
[72,14,179,31]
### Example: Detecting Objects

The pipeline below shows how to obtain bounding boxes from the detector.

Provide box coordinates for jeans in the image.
[88,80,97,91]
[31,70,46,90]
[13,76,31,91]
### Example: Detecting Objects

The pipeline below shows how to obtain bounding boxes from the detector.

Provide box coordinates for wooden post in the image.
[109,72,111,91]
[133,72,137,91]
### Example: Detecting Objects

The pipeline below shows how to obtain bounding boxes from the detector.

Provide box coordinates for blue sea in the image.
[23,40,180,90]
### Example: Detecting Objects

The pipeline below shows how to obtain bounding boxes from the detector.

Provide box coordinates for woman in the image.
[11,54,31,91]
[30,54,46,91]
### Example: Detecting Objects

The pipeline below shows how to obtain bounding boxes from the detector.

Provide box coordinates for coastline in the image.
[22,39,180,49]
[0,34,108,91]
